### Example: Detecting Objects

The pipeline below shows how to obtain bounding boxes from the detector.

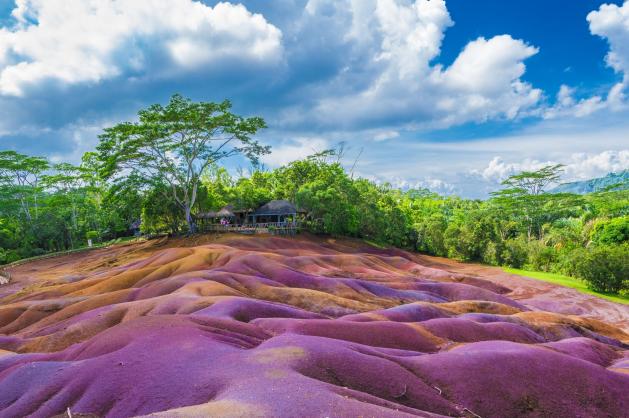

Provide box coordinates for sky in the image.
[0,0,628,198]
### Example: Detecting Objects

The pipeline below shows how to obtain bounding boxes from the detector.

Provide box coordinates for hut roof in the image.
[196,211,217,219]
[253,200,298,216]
[216,206,235,217]
[197,205,234,219]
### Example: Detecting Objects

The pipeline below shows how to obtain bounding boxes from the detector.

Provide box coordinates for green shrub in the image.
[0,248,21,265]
[86,230,99,241]
[591,217,628,245]
[551,247,585,277]
[444,223,476,261]
[414,215,447,256]
[501,237,528,268]
[526,240,557,272]
[572,245,628,294]
[482,241,502,266]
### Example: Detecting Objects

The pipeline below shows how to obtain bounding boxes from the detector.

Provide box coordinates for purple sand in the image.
[0,237,627,417]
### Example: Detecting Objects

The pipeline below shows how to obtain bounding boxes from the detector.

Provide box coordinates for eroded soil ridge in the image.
[0,235,628,417]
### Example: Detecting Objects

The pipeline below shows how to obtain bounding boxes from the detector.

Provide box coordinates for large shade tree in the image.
[97,94,269,232]
[491,164,569,240]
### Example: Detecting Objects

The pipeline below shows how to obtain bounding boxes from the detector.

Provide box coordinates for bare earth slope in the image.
[1,234,628,418]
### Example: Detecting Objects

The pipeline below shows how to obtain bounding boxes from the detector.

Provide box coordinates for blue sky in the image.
[0,0,628,197]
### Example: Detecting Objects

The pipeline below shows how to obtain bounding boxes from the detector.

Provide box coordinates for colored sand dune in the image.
[0,235,628,417]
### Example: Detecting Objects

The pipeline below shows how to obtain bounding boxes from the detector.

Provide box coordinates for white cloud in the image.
[296,0,542,130]
[474,156,553,184]
[437,35,541,122]
[260,137,331,166]
[0,0,283,96]
[473,150,629,185]
[373,130,399,141]
[588,1,629,81]
[396,177,457,195]
[543,1,629,119]
[543,84,607,119]
[563,150,629,180]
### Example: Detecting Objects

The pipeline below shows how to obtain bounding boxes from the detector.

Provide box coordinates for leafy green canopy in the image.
[97,94,269,232]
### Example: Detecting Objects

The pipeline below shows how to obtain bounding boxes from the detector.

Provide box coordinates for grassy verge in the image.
[503,267,629,305]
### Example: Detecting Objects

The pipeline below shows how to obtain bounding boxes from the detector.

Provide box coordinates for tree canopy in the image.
[97,94,269,232]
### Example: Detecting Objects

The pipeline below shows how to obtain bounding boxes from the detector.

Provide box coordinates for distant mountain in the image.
[550,170,629,194]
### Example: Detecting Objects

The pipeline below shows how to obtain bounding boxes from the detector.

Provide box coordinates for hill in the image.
[550,170,629,194]
[0,234,628,417]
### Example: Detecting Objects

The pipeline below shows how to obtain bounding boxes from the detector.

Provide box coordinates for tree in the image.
[0,150,49,223]
[97,94,269,233]
[499,164,564,196]
[491,165,567,240]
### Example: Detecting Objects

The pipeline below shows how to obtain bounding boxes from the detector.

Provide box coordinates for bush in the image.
[0,248,21,265]
[572,245,629,294]
[29,247,47,257]
[86,230,99,241]
[501,237,528,268]
[444,223,476,261]
[526,240,557,272]
[481,241,502,266]
[591,217,628,245]
[414,215,447,256]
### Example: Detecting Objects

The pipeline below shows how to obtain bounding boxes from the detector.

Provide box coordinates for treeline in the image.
[201,158,628,295]
[0,151,141,261]
[1,95,627,295]
[1,149,627,294]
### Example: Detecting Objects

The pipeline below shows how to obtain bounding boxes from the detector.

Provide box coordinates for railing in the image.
[202,221,301,234]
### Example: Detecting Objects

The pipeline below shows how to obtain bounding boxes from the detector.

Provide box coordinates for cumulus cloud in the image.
[588,1,629,82]
[355,171,458,195]
[0,0,283,96]
[394,177,457,195]
[437,35,541,122]
[293,0,542,130]
[564,150,629,179]
[543,85,606,119]
[544,1,629,119]
[260,137,331,167]
[473,151,629,185]
[474,156,553,184]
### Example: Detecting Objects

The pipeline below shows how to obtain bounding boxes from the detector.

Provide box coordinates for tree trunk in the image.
[185,182,199,235]
[185,205,196,234]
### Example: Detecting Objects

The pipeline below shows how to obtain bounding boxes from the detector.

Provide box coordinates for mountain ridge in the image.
[550,170,629,194]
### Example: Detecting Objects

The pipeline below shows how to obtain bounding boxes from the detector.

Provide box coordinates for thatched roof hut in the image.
[252,200,298,216]
[216,206,236,218]
[196,211,217,219]
[197,205,235,219]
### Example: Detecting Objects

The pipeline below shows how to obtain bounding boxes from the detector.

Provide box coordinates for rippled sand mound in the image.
[1,235,628,417]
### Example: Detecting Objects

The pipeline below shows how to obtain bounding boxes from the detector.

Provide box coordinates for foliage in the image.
[570,245,628,294]
[97,94,268,233]
[591,216,628,245]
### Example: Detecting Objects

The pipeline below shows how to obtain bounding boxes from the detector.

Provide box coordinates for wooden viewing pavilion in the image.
[196,200,305,235]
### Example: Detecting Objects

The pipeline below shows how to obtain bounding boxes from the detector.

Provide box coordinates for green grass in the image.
[503,267,629,305]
